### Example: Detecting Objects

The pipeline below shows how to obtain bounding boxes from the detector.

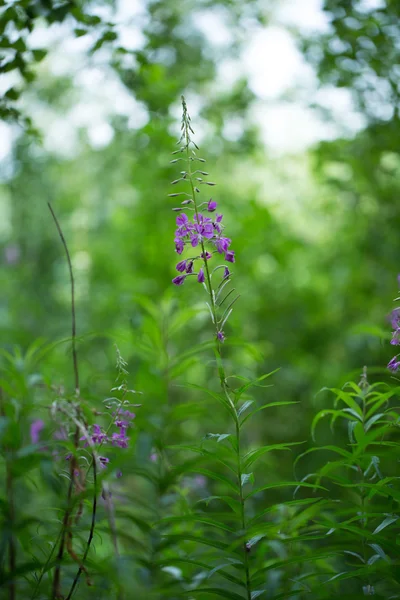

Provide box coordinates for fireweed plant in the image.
[163,97,322,599]
[292,284,400,597]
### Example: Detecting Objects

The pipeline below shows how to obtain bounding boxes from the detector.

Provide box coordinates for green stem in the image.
[183,114,251,599]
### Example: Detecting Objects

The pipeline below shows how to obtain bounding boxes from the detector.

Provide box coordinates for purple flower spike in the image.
[388,356,400,372]
[198,268,205,283]
[207,199,217,212]
[225,250,235,263]
[172,275,186,286]
[30,419,44,444]
[176,260,187,272]
[217,331,225,343]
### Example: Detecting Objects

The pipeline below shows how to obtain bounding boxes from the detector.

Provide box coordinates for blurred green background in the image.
[0,0,399,485]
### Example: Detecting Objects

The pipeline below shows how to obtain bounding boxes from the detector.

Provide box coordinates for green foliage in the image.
[1,0,400,598]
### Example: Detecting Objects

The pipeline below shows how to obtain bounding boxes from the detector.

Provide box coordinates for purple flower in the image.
[186,260,194,274]
[207,199,217,212]
[172,275,186,286]
[223,266,231,280]
[190,233,200,247]
[175,239,184,254]
[111,427,129,448]
[198,268,205,283]
[202,223,214,239]
[30,419,44,444]
[201,251,212,260]
[215,237,231,254]
[176,213,189,226]
[116,469,123,478]
[80,424,107,447]
[176,260,187,272]
[115,409,136,428]
[215,214,223,223]
[99,456,110,469]
[388,356,400,372]
[391,329,400,345]
[217,331,225,343]
[390,308,400,330]
[225,250,235,263]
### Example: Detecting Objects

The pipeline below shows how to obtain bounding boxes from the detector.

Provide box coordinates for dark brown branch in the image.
[47,202,79,395]
[48,202,81,599]
[65,460,97,600]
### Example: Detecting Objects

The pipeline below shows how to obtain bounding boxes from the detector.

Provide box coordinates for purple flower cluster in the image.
[172,201,235,287]
[388,300,400,372]
[80,409,135,471]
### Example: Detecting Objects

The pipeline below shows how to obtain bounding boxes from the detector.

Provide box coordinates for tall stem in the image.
[48,203,81,599]
[182,107,251,599]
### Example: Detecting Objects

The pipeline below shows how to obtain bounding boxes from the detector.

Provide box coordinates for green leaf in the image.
[158,557,244,587]
[373,515,399,535]
[237,400,253,418]
[187,468,237,492]
[160,534,231,552]
[32,49,47,62]
[246,481,327,499]
[311,409,357,441]
[235,369,279,400]
[197,495,241,514]
[74,28,88,37]
[245,442,304,469]
[325,387,363,416]
[158,514,235,533]
[186,588,245,599]
[364,413,384,431]
[176,383,235,418]
[241,401,298,427]
[241,472,254,486]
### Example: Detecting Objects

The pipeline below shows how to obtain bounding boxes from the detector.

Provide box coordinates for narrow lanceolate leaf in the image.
[177,382,235,418]
[196,495,241,514]
[187,468,237,492]
[373,515,399,535]
[235,369,280,400]
[364,413,385,431]
[326,387,363,417]
[237,400,254,418]
[311,409,358,441]
[240,472,254,487]
[159,534,231,552]
[158,558,244,587]
[244,442,305,469]
[240,401,298,427]
[245,481,328,499]
[157,514,235,533]
[186,588,245,600]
